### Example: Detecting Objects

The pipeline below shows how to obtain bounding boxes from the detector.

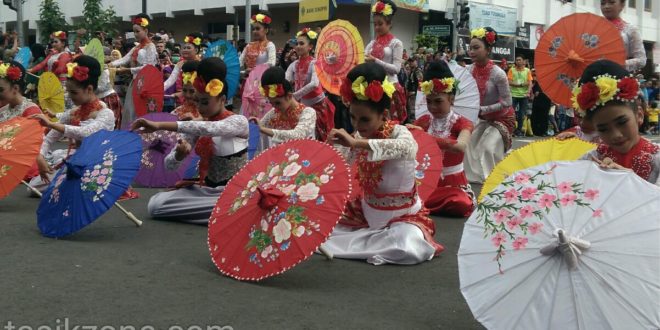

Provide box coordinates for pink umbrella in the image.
[241,64,272,120]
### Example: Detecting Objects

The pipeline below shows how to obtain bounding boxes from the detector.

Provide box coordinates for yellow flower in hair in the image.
[351,76,369,101]
[441,77,455,93]
[471,28,486,39]
[571,85,581,110]
[53,31,63,37]
[307,31,318,39]
[420,80,434,95]
[193,37,202,46]
[182,71,197,85]
[256,14,265,22]
[381,79,395,98]
[205,79,224,97]
[140,18,149,27]
[66,63,78,78]
[0,63,9,78]
[595,75,618,104]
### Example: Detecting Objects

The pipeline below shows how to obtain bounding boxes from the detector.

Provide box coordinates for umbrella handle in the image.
[22,180,42,198]
[318,245,333,261]
[113,202,143,227]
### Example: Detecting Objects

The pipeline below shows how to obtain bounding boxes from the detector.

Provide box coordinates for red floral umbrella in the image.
[350,129,442,201]
[208,140,351,281]
[131,65,164,118]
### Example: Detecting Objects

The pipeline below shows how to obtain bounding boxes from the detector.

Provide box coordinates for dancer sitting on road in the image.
[29,55,116,192]
[132,57,249,224]
[321,62,444,265]
[409,61,476,217]
[171,60,202,121]
[574,60,660,185]
[252,66,317,152]
[285,27,335,141]
[0,61,42,122]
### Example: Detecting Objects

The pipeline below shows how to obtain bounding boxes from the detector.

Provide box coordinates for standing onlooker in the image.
[160,53,175,113]
[508,55,533,136]
[405,57,423,121]
[647,101,659,135]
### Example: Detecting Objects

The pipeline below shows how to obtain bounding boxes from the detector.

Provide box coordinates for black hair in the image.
[183,32,204,51]
[579,59,636,120]
[1,61,27,93]
[196,57,227,97]
[181,60,199,73]
[346,62,391,113]
[261,66,293,94]
[423,61,457,95]
[133,13,151,31]
[516,55,525,60]
[472,27,498,50]
[254,10,273,29]
[68,55,102,91]
[30,44,47,61]
[373,0,398,23]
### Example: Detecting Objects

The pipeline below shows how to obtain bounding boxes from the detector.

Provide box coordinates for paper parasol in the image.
[204,40,240,100]
[314,20,365,95]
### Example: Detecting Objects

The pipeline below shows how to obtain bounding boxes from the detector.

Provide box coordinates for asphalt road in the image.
[2,136,658,329]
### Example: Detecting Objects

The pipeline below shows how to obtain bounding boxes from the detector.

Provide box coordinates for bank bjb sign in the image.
[299,0,334,23]
[458,34,515,63]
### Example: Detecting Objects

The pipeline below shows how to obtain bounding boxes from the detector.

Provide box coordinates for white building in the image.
[1,0,658,54]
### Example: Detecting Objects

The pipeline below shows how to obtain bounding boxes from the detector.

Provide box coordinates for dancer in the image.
[29,31,73,110]
[285,27,335,141]
[132,57,248,224]
[574,60,659,185]
[171,60,202,121]
[321,62,444,265]
[463,27,515,183]
[410,61,475,217]
[109,14,159,77]
[239,11,276,72]
[0,62,42,122]
[29,56,115,192]
[364,0,407,122]
[600,0,646,72]
[252,66,317,151]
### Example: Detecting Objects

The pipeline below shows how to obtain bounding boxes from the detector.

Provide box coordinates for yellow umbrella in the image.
[37,72,65,121]
[478,138,596,202]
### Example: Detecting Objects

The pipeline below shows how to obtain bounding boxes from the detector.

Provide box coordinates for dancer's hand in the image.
[131,118,159,133]
[30,113,53,128]
[327,128,356,148]
[36,155,53,184]
[174,139,192,161]
[555,131,576,140]
[405,124,423,131]
[592,156,628,171]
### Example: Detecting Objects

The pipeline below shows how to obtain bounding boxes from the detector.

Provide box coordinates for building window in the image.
[628,0,636,8]
[644,0,652,11]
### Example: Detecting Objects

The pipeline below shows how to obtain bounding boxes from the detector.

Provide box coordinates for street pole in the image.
[452,0,458,53]
[15,0,24,47]
[245,0,251,43]
[142,0,147,14]
[369,0,375,41]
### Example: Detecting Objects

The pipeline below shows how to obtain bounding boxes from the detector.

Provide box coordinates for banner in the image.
[468,2,518,36]
[300,0,334,23]
[336,0,428,12]
[458,34,515,63]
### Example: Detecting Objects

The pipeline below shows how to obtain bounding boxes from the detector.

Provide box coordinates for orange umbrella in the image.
[315,20,364,95]
[534,13,625,107]
[0,117,44,199]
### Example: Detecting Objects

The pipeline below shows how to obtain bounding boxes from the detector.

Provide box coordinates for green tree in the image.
[38,0,68,44]
[414,34,439,51]
[78,0,120,39]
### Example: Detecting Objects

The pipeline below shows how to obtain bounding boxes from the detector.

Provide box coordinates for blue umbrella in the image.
[204,40,240,100]
[15,47,31,69]
[184,154,200,179]
[247,122,260,160]
[37,130,143,238]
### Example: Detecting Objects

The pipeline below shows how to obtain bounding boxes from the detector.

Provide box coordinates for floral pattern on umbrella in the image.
[80,149,117,202]
[0,123,20,150]
[477,164,601,273]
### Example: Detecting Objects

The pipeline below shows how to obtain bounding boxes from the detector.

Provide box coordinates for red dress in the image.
[415,113,476,217]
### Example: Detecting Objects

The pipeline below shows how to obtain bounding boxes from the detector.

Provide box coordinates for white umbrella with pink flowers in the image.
[459,160,660,330]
